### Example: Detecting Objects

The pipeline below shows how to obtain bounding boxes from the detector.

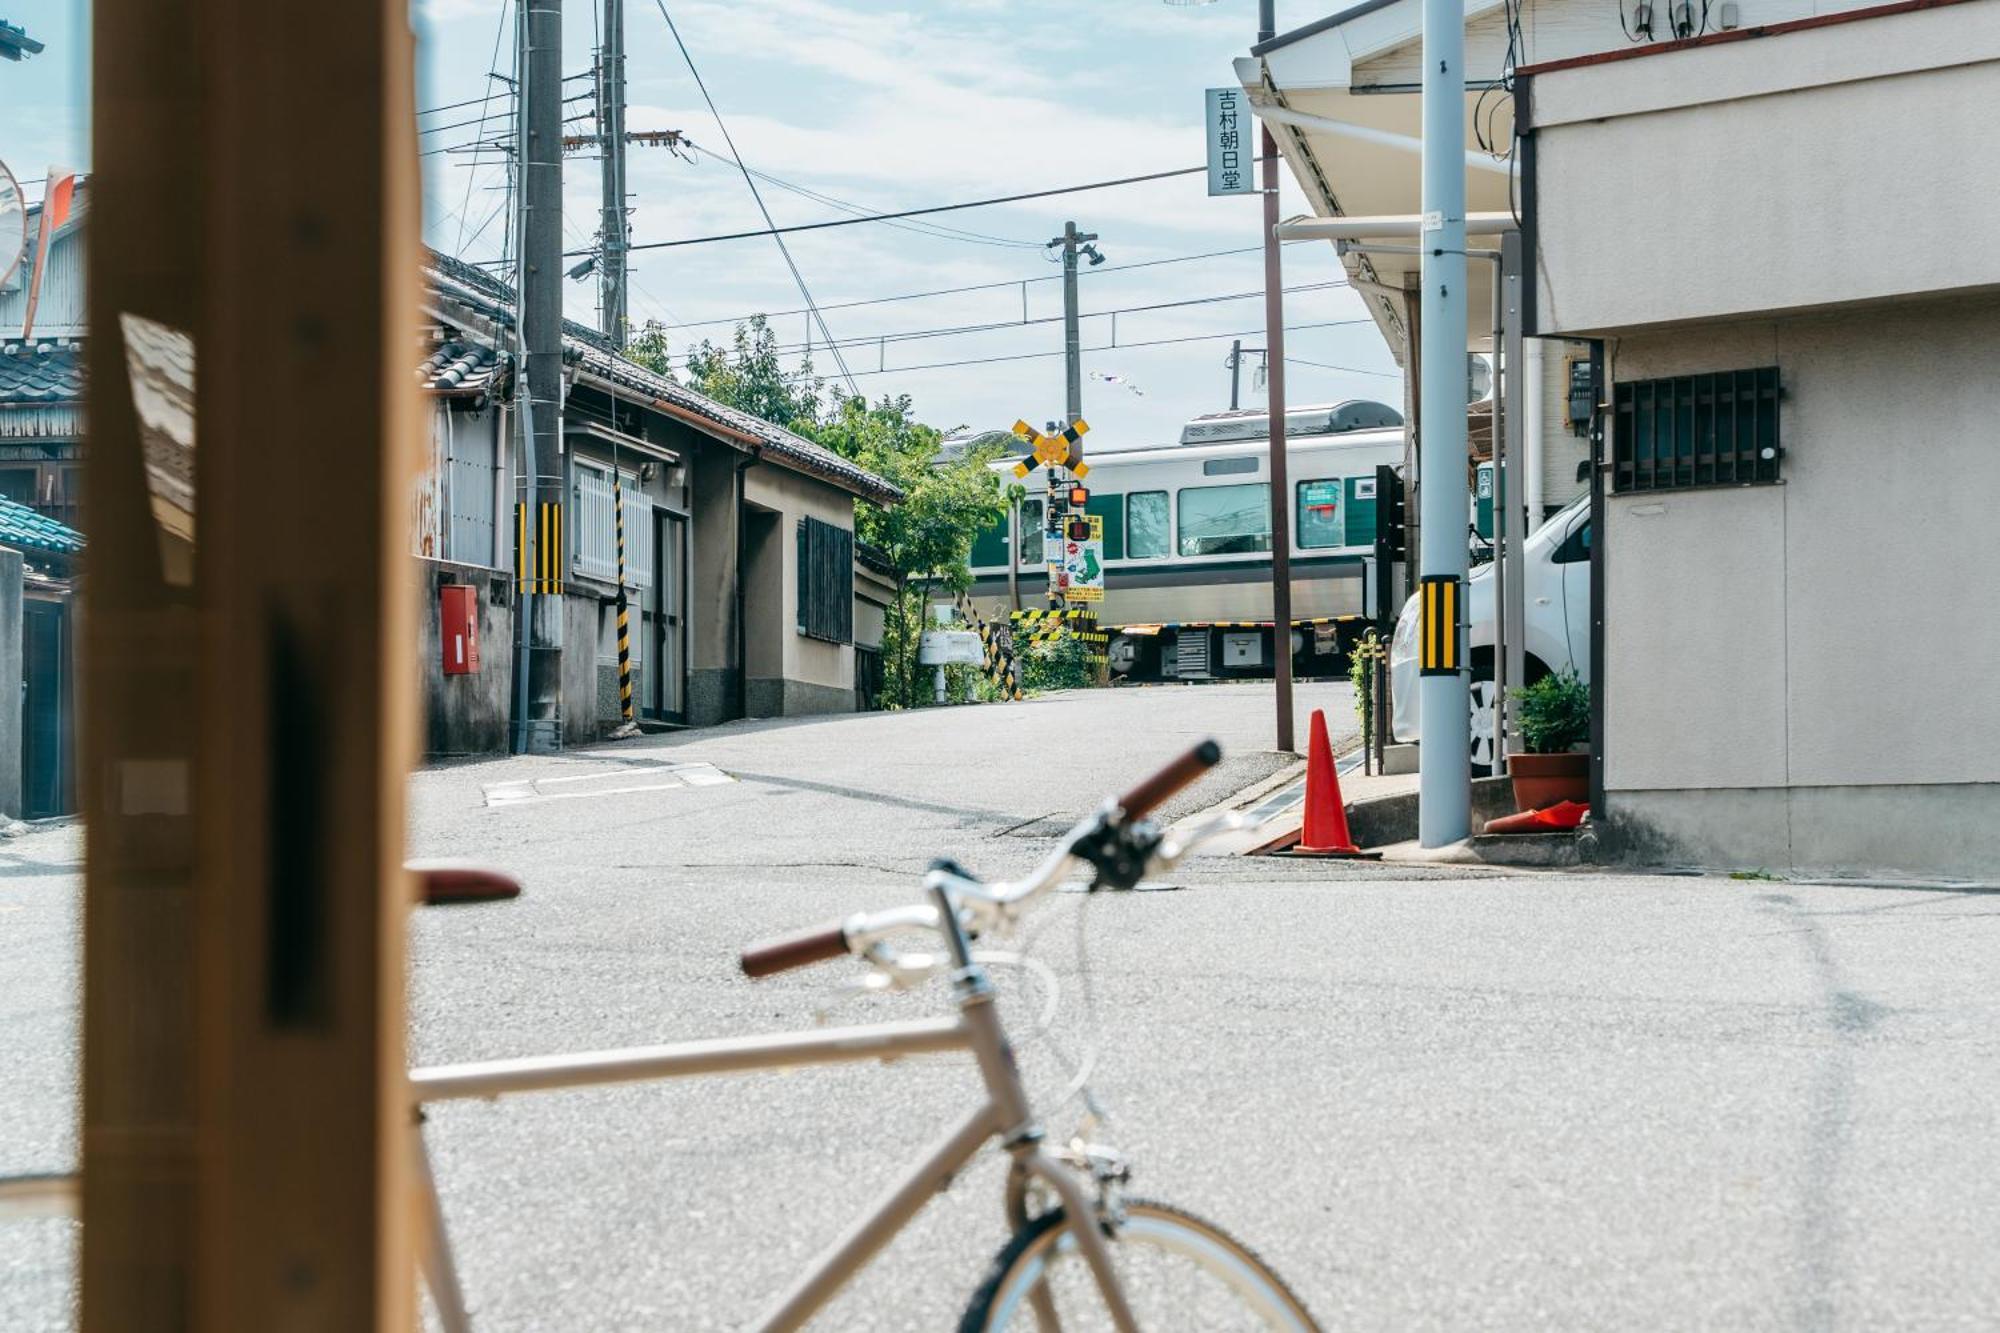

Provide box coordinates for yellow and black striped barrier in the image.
[515,501,565,596]
[1009,607,1108,665]
[1419,574,1461,676]
[954,592,1023,701]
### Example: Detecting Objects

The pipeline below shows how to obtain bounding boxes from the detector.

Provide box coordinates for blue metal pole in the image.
[1418,0,1471,845]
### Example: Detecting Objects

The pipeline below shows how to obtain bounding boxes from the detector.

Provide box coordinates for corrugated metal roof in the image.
[0,190,88,338]
[421,249,903,506]
[0,497,83,555]
[0,339,82,404]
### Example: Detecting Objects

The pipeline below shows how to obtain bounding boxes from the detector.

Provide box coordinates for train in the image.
[964,400,1418,682]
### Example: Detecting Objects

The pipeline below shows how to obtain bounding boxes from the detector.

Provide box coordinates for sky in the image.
[1,0,1405,449]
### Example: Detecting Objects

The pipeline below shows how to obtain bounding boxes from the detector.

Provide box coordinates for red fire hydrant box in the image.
[440,584,480,675]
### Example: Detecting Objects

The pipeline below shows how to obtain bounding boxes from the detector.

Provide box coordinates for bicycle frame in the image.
[408,961,1140,1332]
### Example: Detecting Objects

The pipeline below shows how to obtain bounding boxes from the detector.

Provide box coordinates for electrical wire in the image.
[682,141,1043,252]
[567,159,1273,258]
[668,241,1316,332]
[649,0,858,396]
[754,281,1351,359]
[761,317,1378,381]
[1285,355,1400,380]
[452,1,516,256]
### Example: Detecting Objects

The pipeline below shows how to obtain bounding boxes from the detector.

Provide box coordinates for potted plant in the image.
[1507,670,1591,809]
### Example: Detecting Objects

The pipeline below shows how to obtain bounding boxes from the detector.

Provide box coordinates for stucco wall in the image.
[1533,7,2000,337]
[415,559,515,757]
[1600,299,2000,872]
[743,462,856,708]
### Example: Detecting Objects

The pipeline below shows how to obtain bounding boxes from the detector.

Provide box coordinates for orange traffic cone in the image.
[1290,708,1368,857]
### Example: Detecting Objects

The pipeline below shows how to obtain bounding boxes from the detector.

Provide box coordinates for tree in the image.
[620,318,1009,708]
[811,394,1009,706]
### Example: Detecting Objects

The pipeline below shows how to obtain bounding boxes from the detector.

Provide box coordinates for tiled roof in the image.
[0,340,83,404]
[419,339,505,396]
[420,248,903,506]
[0,497,83,556]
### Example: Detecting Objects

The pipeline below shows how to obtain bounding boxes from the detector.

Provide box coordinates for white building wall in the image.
[1600,299,2000,872]
[1533,4,2000,337]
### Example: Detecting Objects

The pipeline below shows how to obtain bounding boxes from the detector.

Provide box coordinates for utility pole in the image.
[1047,220,1097,610]
[516,0,564,754]
[596,0,627,348]
[1259,0,1296,754]
[1418,0,1471,844]
[1230,338,1242,410]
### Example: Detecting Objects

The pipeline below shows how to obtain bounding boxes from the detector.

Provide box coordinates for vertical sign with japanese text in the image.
[1205,87,1255,197]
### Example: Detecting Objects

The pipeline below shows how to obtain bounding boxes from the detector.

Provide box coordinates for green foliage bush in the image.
[626,316,1011,710]
[1510,669,1591,754]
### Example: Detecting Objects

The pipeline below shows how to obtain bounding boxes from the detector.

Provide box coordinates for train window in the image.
[1202,457,1259,477]
[1178,483,1271,557]
[1127,491,1168,559]
[1296,479,1343,549]
[1017,499,1044,567]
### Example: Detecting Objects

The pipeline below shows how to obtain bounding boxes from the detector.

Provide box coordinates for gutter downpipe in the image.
[1524,335,1546,525]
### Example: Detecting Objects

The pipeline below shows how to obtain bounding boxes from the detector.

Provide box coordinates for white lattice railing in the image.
[574,471,653,588]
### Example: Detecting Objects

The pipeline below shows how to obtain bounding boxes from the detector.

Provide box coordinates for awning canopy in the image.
[1234,0,1521,365]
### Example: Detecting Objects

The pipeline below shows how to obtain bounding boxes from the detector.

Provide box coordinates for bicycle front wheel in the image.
[959,1197,1321,1332]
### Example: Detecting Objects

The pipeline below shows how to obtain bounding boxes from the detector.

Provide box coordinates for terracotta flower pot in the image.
[1508,751,1589,812]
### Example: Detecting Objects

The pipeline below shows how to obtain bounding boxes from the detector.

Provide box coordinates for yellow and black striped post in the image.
[613,470,634,727]
[515,500,565,596]
[955,591,1024,701]
[1419,574,1462,676]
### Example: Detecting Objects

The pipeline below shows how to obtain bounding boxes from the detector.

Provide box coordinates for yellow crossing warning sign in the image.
[1009,417,1090,479]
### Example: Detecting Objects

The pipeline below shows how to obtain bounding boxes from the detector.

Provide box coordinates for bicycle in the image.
[409,739,1322,1331]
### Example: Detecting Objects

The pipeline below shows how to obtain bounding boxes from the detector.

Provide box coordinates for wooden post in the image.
[83,0,421,1329]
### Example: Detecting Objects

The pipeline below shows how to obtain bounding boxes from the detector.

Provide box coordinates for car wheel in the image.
[1468,671,1497,778]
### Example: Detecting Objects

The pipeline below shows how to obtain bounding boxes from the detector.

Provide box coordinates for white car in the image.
[1389,495,1592,771]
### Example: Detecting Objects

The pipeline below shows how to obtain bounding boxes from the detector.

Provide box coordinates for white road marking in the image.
[482,760,734,808]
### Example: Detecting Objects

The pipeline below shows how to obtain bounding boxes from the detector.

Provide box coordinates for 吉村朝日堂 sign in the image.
[1205,88,1255,198]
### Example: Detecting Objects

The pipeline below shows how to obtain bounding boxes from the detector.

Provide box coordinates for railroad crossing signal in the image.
[1009,417,1090,479]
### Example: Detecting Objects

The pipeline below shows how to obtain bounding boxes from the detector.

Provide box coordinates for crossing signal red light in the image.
[1067,518,1091,542]
[1068,486,1090,506]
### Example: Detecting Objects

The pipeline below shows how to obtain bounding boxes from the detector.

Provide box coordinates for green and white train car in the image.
[967,401,1406,681]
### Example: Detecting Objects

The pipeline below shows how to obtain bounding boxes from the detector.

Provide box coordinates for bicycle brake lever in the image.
[1152,810,1256,867]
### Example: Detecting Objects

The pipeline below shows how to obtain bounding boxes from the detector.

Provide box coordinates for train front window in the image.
[1178,483,1271,557]
[1296,479,1343,549]
[1127,491,1168,559]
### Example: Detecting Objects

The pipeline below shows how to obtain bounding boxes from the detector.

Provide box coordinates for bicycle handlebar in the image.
[740,739,1224,980]
[741,919,850,978]
[1114,739,1221,822]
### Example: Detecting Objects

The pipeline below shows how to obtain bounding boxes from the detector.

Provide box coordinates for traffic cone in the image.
[1290,708,1367,857]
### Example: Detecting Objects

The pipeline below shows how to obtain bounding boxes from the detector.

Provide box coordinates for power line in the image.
[754,282,1351,358]
[663,240,1318,332]
[566,158,1272,258]
[766,318,1379,380]
[453,1,515,256]
[683,141,1042,252]
[649,0,858,396]
[1285,355,1401,379]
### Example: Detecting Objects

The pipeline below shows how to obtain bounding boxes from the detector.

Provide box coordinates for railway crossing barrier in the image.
[953,592,1023,701]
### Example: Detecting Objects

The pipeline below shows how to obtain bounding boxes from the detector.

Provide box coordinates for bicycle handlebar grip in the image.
[1115,739,1222,821]
[740,920,850,978]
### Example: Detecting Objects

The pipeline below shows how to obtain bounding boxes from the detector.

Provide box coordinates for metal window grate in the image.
[796,515,854,645]
[1612,367,1781,492]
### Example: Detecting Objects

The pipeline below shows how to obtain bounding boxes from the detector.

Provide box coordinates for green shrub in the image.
[1510,669,1590,753]
[1017,634,1091,694]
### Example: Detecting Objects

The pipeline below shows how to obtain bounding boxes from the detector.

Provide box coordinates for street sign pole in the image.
[1259,0,1296,754]
[1418,0,1472,845]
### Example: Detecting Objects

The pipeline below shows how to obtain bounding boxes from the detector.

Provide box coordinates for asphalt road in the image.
[5,681,2000,1330]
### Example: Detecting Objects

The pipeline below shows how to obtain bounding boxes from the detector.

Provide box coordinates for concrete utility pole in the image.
[597,0,627,348]
[518,0,565,753]
[1259,0,1297,755]
[1418,0,1471,844]
[1047,220,1097,609]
